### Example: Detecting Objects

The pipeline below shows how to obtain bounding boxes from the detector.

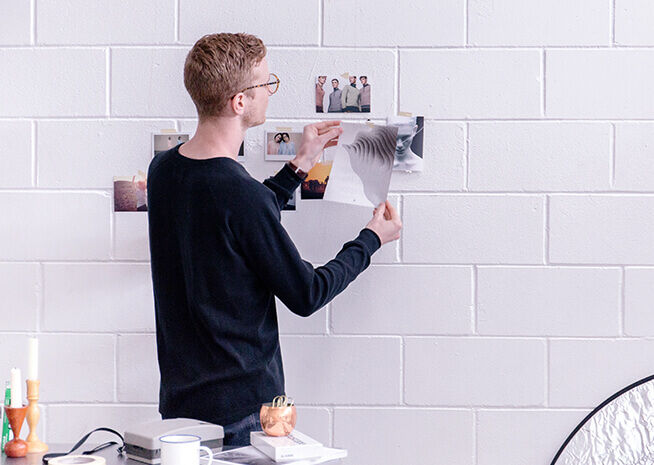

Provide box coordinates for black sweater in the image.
[147,144,381,426]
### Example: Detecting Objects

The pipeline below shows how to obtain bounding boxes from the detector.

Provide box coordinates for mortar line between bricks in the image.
[398,195,404,262]
[105,47,111,117]
[0,260,152,264]
[31,121,37,187]
[326,303,332,335]
[610,122,617,188]
[611,0,616,46]
[285,334,641,340]
[464,0,469,46]
[472,266,478,334]
[0,333,633,340]
[4,189,654,196]
[110,208,116,260]
[619,267,626,336]
[400,335,646,341]
[0,117,183,122]
[409,191,654,195]
[464,122,470,191]
[291,333,640,339]
[472,409,477,465]
[12,44,654,50]
[399,337,405,405]
[1,261,650,267]
[107,191,115,259]
[8,189,654,195]
[319,0,324,47]
[10,116,654,122]
[44,402,158,407]
[329,407,334,447]
[0,188,112,193]
[544,195,550,265]
[42,406,47,443]
[113,334,118,403]
[37,262,44,332]
[395,46,400,114]
[276,403,559,409]
[545,338,550,407]
[541,49,547,117]
[473,406,589,412]
[174,0,180,43]
[0,331,155,336]
[42,403,590,411]
[30,0,36,44]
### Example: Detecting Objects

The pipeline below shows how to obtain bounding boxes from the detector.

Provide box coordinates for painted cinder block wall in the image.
[2,1,654,463]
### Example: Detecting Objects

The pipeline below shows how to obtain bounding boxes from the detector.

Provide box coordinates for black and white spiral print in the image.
[342,125,397,169]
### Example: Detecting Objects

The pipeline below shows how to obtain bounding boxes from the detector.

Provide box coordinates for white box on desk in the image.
[250,430,323,462]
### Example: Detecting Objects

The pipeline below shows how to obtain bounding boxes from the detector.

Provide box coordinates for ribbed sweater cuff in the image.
[272,162,304,194]
[358,228,382,255]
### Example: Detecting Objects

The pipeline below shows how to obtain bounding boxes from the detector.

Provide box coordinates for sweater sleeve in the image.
[231,190,381,317]
[263,163,303,211]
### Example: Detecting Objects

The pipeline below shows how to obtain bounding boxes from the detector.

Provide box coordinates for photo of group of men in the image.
[315,74,371,113]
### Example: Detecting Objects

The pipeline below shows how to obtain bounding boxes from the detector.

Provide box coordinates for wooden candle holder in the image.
[26,380,48,453]
[4,405,28,457]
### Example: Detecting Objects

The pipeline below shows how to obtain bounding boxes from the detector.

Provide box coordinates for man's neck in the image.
[179,116,245,161]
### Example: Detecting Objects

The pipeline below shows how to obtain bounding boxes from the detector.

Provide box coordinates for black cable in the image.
[42,427,125,464]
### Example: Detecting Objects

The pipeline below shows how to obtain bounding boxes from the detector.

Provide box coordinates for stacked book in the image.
[207,430,347,464]
[251,430,342,462]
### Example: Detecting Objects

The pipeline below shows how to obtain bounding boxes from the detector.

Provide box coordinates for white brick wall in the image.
[468,0,609,46]
[2,2,654,464]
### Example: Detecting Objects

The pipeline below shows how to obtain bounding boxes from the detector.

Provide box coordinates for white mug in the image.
[160,434,214,465]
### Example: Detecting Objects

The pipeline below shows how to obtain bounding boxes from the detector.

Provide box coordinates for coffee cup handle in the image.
[200,445,214,465]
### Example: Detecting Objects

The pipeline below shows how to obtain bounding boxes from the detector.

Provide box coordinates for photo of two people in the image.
[265,131,301,161]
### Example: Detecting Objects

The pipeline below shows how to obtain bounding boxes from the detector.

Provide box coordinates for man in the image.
[147,33,402,447]
[359,76,370,113]
[341,75,360,112]
[315,75,326,112]
[328,78,343,112]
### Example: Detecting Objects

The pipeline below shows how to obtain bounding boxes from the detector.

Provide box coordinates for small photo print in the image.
[301,160,333,200]
[114,171,147,212]
[282,189,297,211]
[265,129,301,161]
[315,74,371,114]
[387,115,425,172]
[153,133,189,158]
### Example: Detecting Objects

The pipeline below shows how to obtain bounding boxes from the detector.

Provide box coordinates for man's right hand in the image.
[292,121,343,173]
[366,201,402,245]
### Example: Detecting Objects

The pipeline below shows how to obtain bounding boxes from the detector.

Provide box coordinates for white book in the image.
[208,445,347,465]
[250,430,323,462]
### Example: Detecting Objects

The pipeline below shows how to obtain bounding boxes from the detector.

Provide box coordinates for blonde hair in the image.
[183,33,267,119]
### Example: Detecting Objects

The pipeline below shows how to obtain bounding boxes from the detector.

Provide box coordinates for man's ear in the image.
[230,93,246,116]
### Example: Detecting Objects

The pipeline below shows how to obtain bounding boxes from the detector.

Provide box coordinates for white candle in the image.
[10,368,22,408]
[27,337,38,380]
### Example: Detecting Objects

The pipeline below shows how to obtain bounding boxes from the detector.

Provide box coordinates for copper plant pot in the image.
[259,403,297,437]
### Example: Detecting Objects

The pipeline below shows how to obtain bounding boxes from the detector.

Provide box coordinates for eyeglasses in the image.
[239,73,280,96]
